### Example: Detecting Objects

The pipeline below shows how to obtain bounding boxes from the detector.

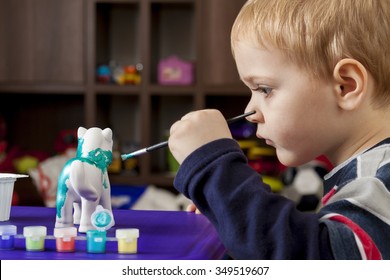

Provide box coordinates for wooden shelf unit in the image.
[0,0,248,189]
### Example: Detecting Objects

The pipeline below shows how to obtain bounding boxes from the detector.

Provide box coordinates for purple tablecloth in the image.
[0,206,226,260]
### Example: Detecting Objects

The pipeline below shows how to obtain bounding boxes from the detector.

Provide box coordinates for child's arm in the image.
[169,109,333,259]
[173,137,333,259]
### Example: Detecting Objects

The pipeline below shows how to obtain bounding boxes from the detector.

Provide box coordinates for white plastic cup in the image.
[0,177,16,222]
[0,173,28,221]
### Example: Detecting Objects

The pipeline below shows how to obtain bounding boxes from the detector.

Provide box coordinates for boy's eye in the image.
[252,86,273,95]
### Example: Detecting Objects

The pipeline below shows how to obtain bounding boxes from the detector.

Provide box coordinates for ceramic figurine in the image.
[55,127,114,233]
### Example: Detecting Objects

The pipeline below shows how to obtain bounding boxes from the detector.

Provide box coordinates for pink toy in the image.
[158,55,194,85]
[55,127,114,233]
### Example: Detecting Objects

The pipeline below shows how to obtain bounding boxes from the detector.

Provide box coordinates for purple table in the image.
[0,206,226,260]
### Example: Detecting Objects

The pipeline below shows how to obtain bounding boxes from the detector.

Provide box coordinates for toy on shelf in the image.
[96,65,111,84]
[0,114,48,176]
[112,63,142,85]
[158,55,194,85]
[123,65,142,85]
[54,129,78,154]
[248,146,285,192]
[55,127,114,233]
[96,62,142,85]
[280,156,332,212]
[29,149,75,207]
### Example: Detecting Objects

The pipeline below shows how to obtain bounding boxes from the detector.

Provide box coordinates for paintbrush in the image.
[121,110,256,160]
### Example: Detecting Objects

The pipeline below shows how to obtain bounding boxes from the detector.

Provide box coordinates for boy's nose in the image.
[245,103,264,124]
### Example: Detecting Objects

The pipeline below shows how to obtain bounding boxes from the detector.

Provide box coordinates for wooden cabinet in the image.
[202,0,246,87]
[0,0,249,190]
[0,0,84,84]
[0,0,85,157]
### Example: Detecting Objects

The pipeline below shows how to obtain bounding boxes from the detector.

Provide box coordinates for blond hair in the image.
[231,0,390,107]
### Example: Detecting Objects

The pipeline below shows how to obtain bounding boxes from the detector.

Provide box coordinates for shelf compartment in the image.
[201,0,246,86]
[150,95,193,174]
[95,2,141,84]
[1,93,84,154]
[150,1,196,84]
[205,95,250,119]
[96,94,141,147]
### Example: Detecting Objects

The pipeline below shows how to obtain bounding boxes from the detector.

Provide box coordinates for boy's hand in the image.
[186,203,202,214]
[168,109,233,164]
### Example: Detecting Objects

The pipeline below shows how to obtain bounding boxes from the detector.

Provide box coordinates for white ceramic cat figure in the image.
[55,127,114,233]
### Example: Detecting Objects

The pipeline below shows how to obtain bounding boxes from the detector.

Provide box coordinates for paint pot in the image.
[53,227,77,252]
[86,230,107,253]
[23,226,47,251]
[0,225,17,250]
[86,205,114,253]
[116,228,139,254]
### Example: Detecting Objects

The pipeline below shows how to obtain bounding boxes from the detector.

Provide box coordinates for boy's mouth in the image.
[265,139,274,146]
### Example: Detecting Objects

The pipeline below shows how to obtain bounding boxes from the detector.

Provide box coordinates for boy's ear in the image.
[332,58,368,110]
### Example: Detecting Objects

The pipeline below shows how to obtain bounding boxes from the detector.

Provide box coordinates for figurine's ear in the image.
[77,127,87,138]
[102,128,113,142]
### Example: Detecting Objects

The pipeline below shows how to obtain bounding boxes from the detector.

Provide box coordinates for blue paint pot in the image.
[86,230,107,253]
[0,225,17,250]
[85,205,114,253]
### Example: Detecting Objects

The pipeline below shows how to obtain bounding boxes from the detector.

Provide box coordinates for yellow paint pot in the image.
[116,228,139,254]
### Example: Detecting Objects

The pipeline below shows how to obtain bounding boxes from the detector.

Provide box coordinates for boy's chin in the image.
[276,152,310,168]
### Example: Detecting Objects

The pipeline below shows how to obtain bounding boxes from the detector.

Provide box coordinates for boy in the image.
[168,0,390,259]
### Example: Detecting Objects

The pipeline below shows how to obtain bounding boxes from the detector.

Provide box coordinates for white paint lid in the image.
[23,226,47,237]
[116,228,139,239]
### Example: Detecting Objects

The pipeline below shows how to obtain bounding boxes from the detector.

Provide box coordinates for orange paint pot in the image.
[53,227,77,252]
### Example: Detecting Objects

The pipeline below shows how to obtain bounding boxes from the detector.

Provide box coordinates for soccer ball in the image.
[280,159,331,212]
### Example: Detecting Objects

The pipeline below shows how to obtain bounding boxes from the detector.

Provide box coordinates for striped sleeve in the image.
[320,213,382,259]
[320,176,390,259]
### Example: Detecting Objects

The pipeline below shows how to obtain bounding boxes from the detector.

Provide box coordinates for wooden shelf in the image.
[0,84,85,94]
[109,173,175,188]
[204,85,249,95]
[0,0,248,195]
[94,84,141,95]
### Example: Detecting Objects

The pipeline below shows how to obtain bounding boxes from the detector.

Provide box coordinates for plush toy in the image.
[280,156,332,212]
[55,127,114,233]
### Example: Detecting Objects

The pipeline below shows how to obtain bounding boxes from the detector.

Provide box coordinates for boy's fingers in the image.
[186,203,202,214]
[186,204,197,212]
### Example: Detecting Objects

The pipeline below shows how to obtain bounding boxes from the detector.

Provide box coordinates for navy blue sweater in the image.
[174,138,390,259]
